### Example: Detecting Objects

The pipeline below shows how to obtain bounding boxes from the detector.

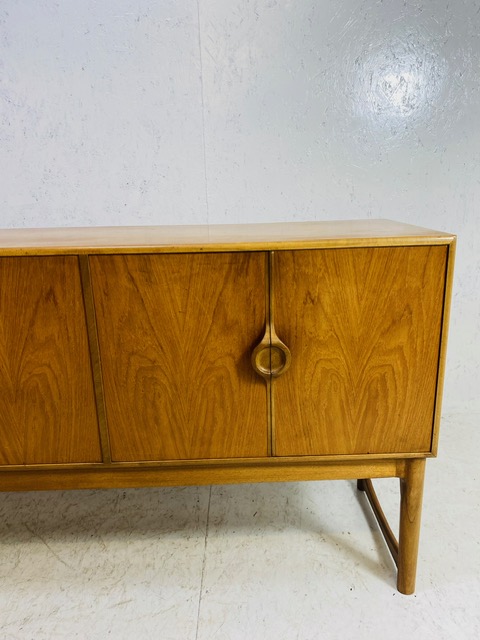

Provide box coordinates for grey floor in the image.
[0,412,478,640]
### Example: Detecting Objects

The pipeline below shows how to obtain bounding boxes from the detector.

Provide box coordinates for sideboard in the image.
[0,219,455,594]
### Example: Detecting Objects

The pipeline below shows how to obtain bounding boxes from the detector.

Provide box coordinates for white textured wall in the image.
[1,1,479,410]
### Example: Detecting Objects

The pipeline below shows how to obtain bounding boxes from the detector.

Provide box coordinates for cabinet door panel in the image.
[274,246,447,456]
[90,252,267,461]
[0,257,101,464]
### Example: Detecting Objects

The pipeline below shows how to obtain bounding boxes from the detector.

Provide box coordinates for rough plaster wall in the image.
[1,0,479,410]
[0,1,207,226]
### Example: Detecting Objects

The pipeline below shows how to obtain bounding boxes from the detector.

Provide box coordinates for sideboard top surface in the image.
[0,219,455,256]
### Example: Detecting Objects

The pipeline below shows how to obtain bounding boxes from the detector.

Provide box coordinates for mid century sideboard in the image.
[0,219,455,594]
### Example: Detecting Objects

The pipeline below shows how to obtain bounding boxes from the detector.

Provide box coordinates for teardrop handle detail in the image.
[251,328,291,379]
[251,250,291,380]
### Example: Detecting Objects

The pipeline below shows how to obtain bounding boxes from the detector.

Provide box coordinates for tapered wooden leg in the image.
[397,458,426,595]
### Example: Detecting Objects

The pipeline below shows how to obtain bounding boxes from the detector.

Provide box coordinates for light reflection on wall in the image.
[351,36,448,138]
[378,71,420,113]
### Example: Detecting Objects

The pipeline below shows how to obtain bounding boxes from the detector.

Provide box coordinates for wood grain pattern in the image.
[0,220,455,256]
[273,246,448,456]
[90,252,268,461]
[0,256,101,464]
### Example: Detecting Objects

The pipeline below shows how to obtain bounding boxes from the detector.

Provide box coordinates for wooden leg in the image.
[397,458,426,595]
[356,460,427,594]
[357,479,367,491]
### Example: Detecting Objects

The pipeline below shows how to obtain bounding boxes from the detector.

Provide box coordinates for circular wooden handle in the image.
[251,339,291,379]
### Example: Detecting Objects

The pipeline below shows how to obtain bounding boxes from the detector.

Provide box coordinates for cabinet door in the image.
[90,252,267,461]
[0,257,101,464]
[273,246,447,456]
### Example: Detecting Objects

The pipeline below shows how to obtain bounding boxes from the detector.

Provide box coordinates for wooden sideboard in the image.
[0,219,455,594]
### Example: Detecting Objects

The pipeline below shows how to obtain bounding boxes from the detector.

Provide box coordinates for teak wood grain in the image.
[90,252,268,461]
[273,246,447,456]
[0,256,101,464]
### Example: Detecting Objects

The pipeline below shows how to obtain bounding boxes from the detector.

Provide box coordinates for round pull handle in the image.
[251,336,291,379]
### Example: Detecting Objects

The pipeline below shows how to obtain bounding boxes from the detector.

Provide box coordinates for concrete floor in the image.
[0,412,478,640]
